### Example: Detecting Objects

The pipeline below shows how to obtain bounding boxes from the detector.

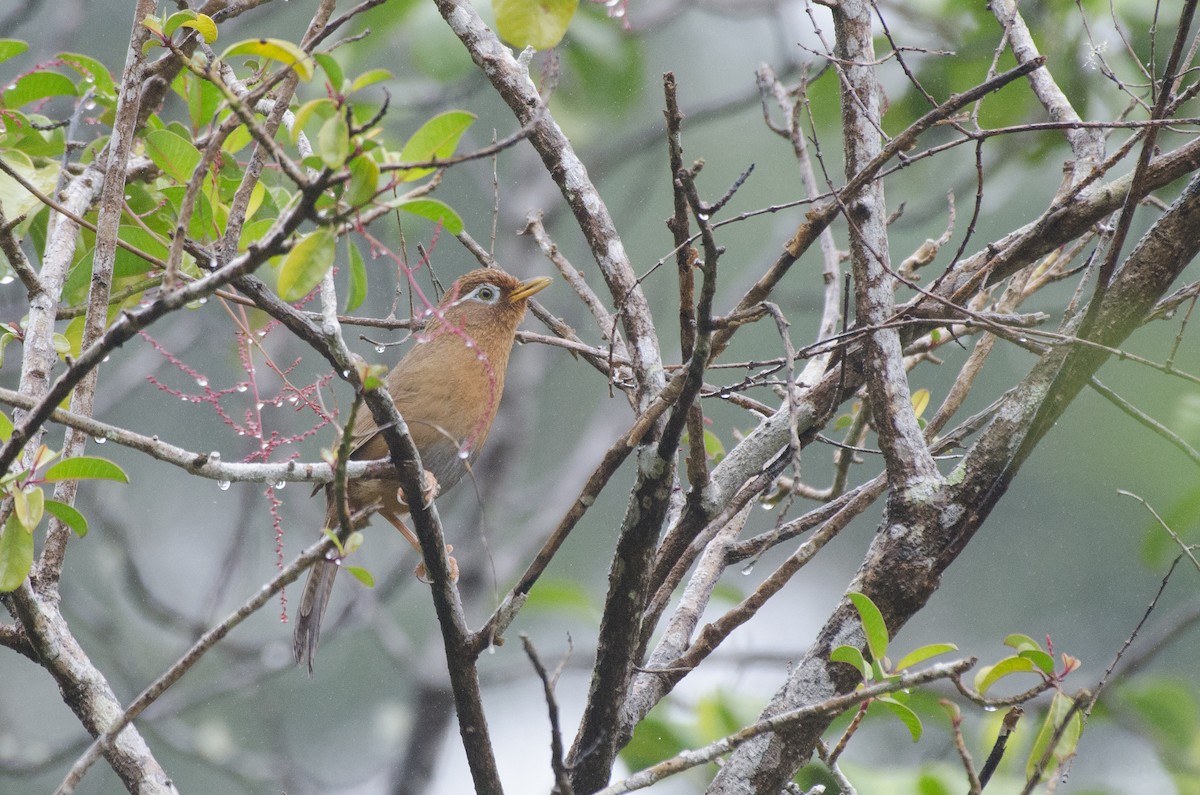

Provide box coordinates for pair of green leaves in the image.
[0,432,129,591]
[319,526,375,589]
[831,592,959,743]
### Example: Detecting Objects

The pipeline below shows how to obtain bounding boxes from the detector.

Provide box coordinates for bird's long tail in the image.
[293,555,338,676]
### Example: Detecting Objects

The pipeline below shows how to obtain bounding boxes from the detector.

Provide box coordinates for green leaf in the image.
[20,486,44,530]
[0,410,12,443]
[144,129,202,184]
[277,227,336,301]
[317,114,350,168]
[974,654,1037,694]
[164,10,197,37]
[320,526,345,554]
[344,239,367,312]
[494,0,579,49]
[222,38,314,81]
[165,12,217,43]
[113,224,168,277]
[1026,691,1083,778]
[910,388,930,419]
[0,513,33,592]
[10,486,30,530]
[0,152,59,220]
[2,71,78,109]
[45,499,88,537]
[291,98,335,143]
[357,362,388,391]
[222,124,252,154]
[396,110,476,181]
[847,592,889,663]
[58,53,117,99]
[1018,648,1056,676]
[0,40,29,65]
[894,642,958,672]
[314,53,344,91]
[42,456,130,483]
[345,155,380,207]
[1003,633,1042,653]
[182,71,221,133]
[877,696,923,742]
[350,68,392,93]
[702,429,725,462]
[831,645,870,680]
[344,565,375,587]
[390,198,464,234]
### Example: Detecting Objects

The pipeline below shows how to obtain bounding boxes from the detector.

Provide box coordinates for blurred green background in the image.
[2,0,1199,792]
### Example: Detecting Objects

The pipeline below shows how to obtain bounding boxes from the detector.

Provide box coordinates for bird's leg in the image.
[379,475,458,583]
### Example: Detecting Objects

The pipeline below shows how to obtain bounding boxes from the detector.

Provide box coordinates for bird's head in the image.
[430,268,551,342]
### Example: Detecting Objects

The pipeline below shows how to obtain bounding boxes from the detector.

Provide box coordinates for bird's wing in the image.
[346,376,422,460]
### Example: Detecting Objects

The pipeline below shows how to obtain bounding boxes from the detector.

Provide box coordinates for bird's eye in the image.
[473,285,499,303]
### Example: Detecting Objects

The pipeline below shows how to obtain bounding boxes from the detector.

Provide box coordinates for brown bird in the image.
[294,268,550,674]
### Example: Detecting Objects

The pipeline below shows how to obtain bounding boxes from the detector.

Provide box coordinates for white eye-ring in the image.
[467,284,500,304]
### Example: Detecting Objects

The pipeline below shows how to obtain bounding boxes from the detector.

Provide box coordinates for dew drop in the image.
[0,275,14,285]
[457,447,470,460]
[102,355,110,363]
[983,704,998,713]
[422,308,433,317]
[476,352,487,361]
[287,395,299,404]
[740,561,756,576]
[196,377,208,387]
[209,451,221,462]
[236,383,248,392]
[256,402,265,410]
[83,99,96,110]
[486,644,496,655]
[196,296,207,305]
[237,430,245,436]
[180,394,190,401]
[217,479,231,491]
[275,480,286,489]
[92,435,106,444]
[464,339,474,349]
[374,345,386,354]
[341,369,350,378]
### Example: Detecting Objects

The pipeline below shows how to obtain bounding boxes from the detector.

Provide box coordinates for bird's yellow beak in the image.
[508,276,552,304]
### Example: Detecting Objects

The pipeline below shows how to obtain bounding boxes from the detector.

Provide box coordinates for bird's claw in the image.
[414,544,458,584]
[396,469,440,510]
[420,470,439,507]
